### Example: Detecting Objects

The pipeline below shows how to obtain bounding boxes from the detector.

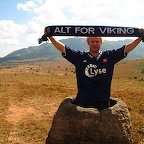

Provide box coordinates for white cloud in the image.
[33,1,68,25]
[24,21,44,44]
[0,0,144,57]
[59,0,143,27]
[0,20,25,57]
[16,0,144,27]
[31,0,144,27]
[0,20,43,57]
[35,0,44,4]
[0,20,22,45]
[17,1,37,11]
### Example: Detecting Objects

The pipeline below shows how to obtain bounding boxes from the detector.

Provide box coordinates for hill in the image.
[0,38,144,63]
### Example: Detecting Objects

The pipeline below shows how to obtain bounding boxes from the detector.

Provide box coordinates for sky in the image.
[0,0,144,57]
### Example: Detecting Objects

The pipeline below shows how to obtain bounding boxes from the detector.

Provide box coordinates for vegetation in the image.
[0,38,144,63]
[0,59,144,144]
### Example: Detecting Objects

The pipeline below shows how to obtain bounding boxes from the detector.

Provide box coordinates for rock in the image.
[46,97,133,144]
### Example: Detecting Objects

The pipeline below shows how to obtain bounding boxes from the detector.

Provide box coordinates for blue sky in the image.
[0,0,33,23]
[0,0,144,57]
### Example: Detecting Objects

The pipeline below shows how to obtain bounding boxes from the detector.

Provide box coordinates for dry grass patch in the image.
[0,60,143,144]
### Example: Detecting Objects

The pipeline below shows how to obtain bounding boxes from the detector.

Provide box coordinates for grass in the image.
[0,60,144,144]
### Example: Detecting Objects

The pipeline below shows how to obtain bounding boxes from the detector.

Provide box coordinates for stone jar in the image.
[46,97,132,144]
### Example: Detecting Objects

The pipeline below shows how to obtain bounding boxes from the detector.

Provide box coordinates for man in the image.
[47,29,143,110]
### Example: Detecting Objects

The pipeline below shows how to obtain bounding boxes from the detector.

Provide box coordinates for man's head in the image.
[86,37,103,56]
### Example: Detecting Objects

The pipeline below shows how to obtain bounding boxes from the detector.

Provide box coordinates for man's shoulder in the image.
[101,49,113,55]
[65,45,85,55]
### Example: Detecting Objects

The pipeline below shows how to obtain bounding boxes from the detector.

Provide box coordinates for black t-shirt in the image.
[62,45,126,105]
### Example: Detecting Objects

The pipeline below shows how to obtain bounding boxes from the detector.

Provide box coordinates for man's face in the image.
[87,37,102,53]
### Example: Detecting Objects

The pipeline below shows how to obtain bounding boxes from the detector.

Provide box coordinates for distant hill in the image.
[0,38,144,63]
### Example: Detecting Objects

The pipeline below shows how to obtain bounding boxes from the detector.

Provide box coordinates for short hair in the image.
[86,37,103,43]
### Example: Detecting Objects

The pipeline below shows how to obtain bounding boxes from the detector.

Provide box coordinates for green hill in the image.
[0,38,144,63]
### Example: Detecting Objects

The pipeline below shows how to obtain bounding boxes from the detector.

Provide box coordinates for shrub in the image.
[141,69,144,74]
[134,76,137,79]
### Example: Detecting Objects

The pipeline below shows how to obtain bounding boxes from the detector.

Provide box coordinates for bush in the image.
[134,76,137,79]
[141,69,144,74]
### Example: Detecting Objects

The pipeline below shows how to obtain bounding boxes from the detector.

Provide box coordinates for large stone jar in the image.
[46,97,132,144]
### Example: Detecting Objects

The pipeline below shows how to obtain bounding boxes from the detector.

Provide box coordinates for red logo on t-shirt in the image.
[102,58,108,63]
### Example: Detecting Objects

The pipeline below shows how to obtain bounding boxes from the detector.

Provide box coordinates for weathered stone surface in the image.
[46,97,132,144]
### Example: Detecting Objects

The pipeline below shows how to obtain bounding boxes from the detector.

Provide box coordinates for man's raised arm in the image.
[125,28,144,54]
[49,36,65,53]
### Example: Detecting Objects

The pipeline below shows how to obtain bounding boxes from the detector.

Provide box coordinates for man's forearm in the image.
[49,36,65,53]
[125,37,142,54]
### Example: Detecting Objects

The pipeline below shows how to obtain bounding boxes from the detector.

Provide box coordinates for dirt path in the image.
[5,104,44,144]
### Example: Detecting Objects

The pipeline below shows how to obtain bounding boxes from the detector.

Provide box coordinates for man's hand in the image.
[140,28,144,42]
[38,27,49,44]
[44,27,47,34]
